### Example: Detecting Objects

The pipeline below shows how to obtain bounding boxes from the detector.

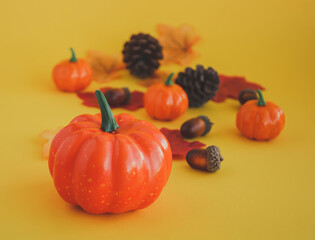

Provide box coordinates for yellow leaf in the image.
[39,128,62,159]
[156,24,200,65]
[137,70,173,87]
[86,50,125,83]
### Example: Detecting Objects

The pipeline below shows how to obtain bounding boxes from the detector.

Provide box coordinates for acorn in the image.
[238,89,258,105]
[104,87,130,107]
[180,116,213,139]
[186,145,223,173]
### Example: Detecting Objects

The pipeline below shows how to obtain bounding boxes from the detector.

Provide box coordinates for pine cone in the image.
[175,65,220,107]
[122,33,163,79]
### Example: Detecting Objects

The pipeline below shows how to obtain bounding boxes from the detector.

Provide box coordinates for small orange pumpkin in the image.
[52,48,93,92]
[144,73,188,121]
[236,90,285,140]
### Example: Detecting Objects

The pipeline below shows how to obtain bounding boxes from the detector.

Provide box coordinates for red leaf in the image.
[77,87,144,111]
[212,75,265,103]
[160,128,206,159]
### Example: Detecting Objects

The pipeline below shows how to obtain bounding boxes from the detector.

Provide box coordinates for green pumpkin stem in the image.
[164,73,174,86]
[95,90,119,132]
[257,90,266,106]
[69,48,77,62]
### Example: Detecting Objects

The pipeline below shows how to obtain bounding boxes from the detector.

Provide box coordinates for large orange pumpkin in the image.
[144,73,188,120]
[52,48,92,92]
[236,90,285,140]
[49,90,172,214]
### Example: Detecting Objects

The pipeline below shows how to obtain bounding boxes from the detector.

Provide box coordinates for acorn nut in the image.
[186,145,223,173]
[180,116,213,139]
[238,89,258,105]
[104,87,130,107]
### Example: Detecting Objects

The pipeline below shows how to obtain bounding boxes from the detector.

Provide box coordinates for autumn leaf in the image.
[156,24,200,66]
[77,87,144,111]
[137,70,172,87]
[39,127,62,159]
[212,75,265,103]
[86,50,125,83]
[160,128,206,159]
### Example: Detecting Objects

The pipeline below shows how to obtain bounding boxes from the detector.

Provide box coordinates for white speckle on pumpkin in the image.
[88,190,92,193]
[100,183,105,187]
[150,193,154,196]
[87,178,92,183]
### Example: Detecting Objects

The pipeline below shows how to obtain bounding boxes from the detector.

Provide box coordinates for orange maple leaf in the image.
[86,50,125,83]
[137,70,173,87]
[39,128,62,159]
[156,24,200,66]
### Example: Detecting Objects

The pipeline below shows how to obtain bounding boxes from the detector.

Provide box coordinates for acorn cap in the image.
[122,87,131,105]
[198,115,213,136]
[238,89,258,105]
[205,145,223,172]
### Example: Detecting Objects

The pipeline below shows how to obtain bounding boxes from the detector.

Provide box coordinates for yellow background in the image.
[1,0,314,239]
